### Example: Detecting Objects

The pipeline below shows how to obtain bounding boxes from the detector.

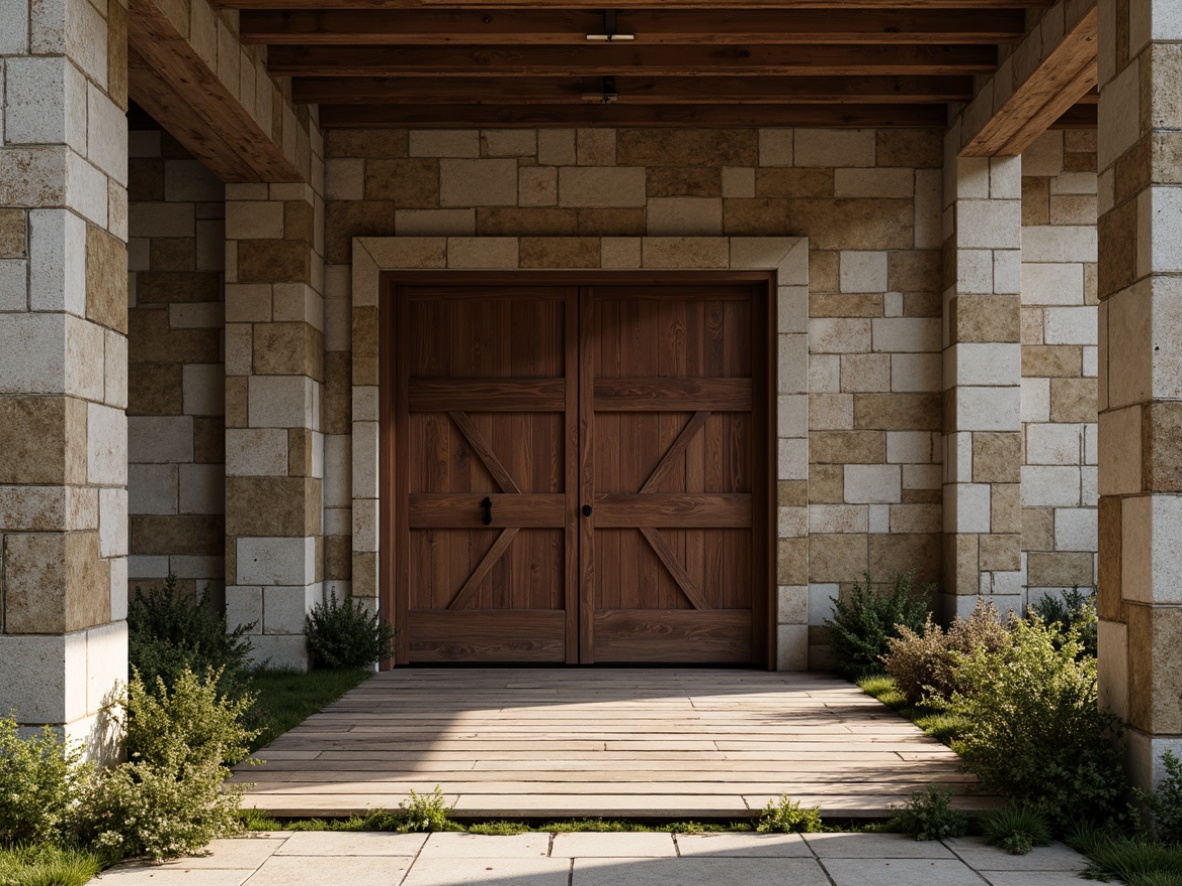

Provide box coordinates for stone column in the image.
[223,177,326,669]
[1096,0,1182,790]
[0,0,129,746]
[941,130,1024,616]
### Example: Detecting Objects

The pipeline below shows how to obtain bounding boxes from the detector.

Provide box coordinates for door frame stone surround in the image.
[350,236,809,669]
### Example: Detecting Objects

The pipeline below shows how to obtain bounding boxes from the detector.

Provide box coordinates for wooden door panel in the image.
[408,611,567,663]
[581,285,763,664]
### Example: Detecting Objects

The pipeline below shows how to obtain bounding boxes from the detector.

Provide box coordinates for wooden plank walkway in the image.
[233,669,995,819]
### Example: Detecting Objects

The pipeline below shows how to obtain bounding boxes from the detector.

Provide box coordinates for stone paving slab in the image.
[91,830,1105,886]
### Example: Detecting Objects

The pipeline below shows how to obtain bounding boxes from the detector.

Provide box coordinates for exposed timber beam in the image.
[318,102,948,128]
[128,0,303,181]
[294,74,974,105]
[241,9,1026,45]
[215,0,1053,10]
[269,43,997,77]
[957,0,1098,156]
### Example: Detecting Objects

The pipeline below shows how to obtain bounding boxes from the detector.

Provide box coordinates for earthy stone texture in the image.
[366,158,439,206]
[617,129,757,167]
[238,240,312,284]
[973,433,1021,484]
[1142,403,1182,492]
[3,531,110,634]
[949,295,1021,342]
[254,323,326,381]
[876,130,942,169]
[808,533,868,583]
[1049,377,1097,423]
[225,476,321,537]
[722,199,791,236]
[327,130,410,159]
[325,202,395,265]
[128,363,184,415]
[129,515,224,556]
[646,168,721,198]
[754,168,833,198]
[810,431,884,464]
[0,209,27,258]
[854,394,942,431]
[520,237,600,269]
[868,533,940,584]
[0,397,86,485]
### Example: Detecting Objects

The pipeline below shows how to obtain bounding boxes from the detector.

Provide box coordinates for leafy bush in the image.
[306,591,396,669]
[982,803,1052,855]
[888,786,968,841]
[0,716,90,846]
[80,669,258,860]
[884,601,1011,707]
[128,574,255,698]
[949,616,1126,829]
[755,794,822,833]
[398,787,454,832]
[1028,586,1098,659]
[823,570,933,680]
[1136,752,1182,845]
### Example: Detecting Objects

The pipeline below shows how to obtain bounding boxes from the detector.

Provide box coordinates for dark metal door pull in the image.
[481,497,493,525]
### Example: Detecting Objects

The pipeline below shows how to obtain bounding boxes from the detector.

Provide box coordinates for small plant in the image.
[823,570,933,680]
[0,715,90,846]
[755,794,822,833]
[884,601,1011,708]
[1136,752,1182,845]
[80,669,259,860]
[888,785,968,841]
[398,786,454,832]
[1028,586,1098,659]
[982,803,1052,855]
[0,844,104,886]
[949,616,1126,828]
[467,821,530,836]
[129,574,255,698]
[306,591,396,669]
[1070,829,1182,885]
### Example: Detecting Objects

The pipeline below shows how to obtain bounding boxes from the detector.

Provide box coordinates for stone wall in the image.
[1020,129,1099,609]
[319,127,946,669]
[126,125,226,603]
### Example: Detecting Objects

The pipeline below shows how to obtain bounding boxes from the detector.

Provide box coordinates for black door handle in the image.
[480,497,493,526]
[582,505,593,517]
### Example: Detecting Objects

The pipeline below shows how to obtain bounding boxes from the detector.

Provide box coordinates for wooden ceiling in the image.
[206,0,1098,129]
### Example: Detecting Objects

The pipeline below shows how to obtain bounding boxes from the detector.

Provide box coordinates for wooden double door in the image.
[386,277,772,666]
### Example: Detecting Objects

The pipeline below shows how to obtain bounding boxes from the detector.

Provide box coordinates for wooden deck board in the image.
[234,669,993,819]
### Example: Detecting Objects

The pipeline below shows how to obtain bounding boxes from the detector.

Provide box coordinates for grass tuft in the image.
[466,821,530,836]
[247,668,371,751]
[0,845,104,886]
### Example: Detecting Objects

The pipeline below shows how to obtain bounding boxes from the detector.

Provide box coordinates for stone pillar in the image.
[0,0,129,746]
[223,178,326,669]
[1096,0,1182,790]
[941,130,1024,617]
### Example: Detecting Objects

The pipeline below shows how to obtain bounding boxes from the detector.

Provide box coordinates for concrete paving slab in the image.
[803,832,957,858]
[550,832,676,857]
[156,836,286,868]
[245,854,413,886]
[572,857,830,886]
[95,867,251,885]
[401,856,570,886]
[674,832,811,857]
[944,837,1089,871]
[981,873,1096,886]
[822,858,989,886]
[274,831,428,856]
[420,832,551,858]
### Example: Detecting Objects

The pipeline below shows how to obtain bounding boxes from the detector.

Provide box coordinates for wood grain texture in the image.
[594,494,753,528]
[594,379,752,412]
[447,528,521,610]
[242,8,1025,45]
[406,612,566,661]
[640,411,711,492]
[409,379,565,412]
[409,494,565,528]
[448,411,522,494]
[639,528,711,611]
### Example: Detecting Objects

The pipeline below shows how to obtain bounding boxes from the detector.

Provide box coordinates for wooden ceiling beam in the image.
[241,9,1026,45]
[958,0,1098,156]
[294,74,974,104]
[269,43,997,77]
[318,102,948,128]
[216,0,1052,10]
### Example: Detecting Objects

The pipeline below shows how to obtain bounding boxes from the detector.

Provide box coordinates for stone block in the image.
[520,237,600,269]
[869,532,941,584]
[839,252,888,294]
[237,240,311,285]
[181,363,225,416]
[640,237,728,269]
[808,504,868,534]
[646,198,723,235]
[127,415,193,464]
[722,198,792,235]
[854,393,942,431]
[558,167,646,207]
[262,585,317,634]
[890,354,941,392]
[973,431,1022,481]
[809,464,844,503]
[646,167,721,198]
[439,159,517,207]
[0,396,84,485]
[409,130,479,158]
[537,130,576,166]
[236,536,316,586]
[776,624,809,671]
[1027,550,1093,588]
[1050,377,1097,422]
[519,166,558,207]
[0,633,87,725]
[794,129,875,167]
[810,318,871,354]
[618,130,757,167]
[1026,423,1083,465]
[3,530,109,634]
[226,476,320,538]
[808,533,868,583]
[809,431,884,464]
[98,487,128,558]
[248,375,314,429]
[755,168,833,198]
[129,463,178,515]
[179,464,224,516]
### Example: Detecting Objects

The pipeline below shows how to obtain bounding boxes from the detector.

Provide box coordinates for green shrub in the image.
[823,570,933,680]
[0,844,104,886]
[1136,752,1182,845]
[306,591,396,669]
[884,601,1011,708]
[398,787,454,833]
[888,786,968,841]
[1070,830,1182,885]
[0,716,90,846]
[128,574,255,698]
[982,803,1052,855]
[755,794,822,833]
[80,669,259,860]
[949,616,1126,828]
[1028,586,1098,659]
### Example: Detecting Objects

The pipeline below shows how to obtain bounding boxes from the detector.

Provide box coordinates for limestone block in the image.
[956,200,1022,250]
[758,130,793,166]
[519,167,557,207]
[945,342,1021,386]
[1121,495,1182,605]
[617,130,757,168]
[98,487,127,557]
[1055,506,1098,551]
[179,464,224,515]
[808,504,868,534]
[777,394,807,438]
[951,385,1021,431]
[807,583,839,625]
[536,130,576,166]
[835,168,914,199]
[237,536,316,586]
[646,198,722,235]
[1024,131,1066,178]
[409,131,480,158]
[721,167,755,198]
[248,375,314,429]
[872,318,941,353]
[778,438,807,481]
[886,431,933,464]
[776,624,808,670]
[128,463,178,515]
[482,129,537,158]
[890,353,941,392]
[844,464,902,504]
[810,318,872,355]
[600,237,640,268]
[777,286,808,335]
[4,56,86,150]
[558,167,646,208]
[182,363,225,416]
[839,251,888,293]
[640,237,728,269]
[109,553,127,621]
[86,83,127,186]
[889,503,942,533]
[225,586,263,634]
[794,130,875,167]
[439,159,517,207]
[1044,306,1099,345]
[262,585,317,634]
[809,393,853,430]
[87,402,127,487]
[4,531,109,634]
[1026,422,1084,465]
[127,415,194,463]
[85,621,127,714]
[1023,225,1097,263]
[248,634,309,670]
[576,129,615,166]
[325,159,365,201]
[129,201,194,239]
[944,482,991,534]
[777,333,808,394]
[807,532,868,582]
[1021,464,1082,507]
[444,236,517,269]
[0,633,87,724]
